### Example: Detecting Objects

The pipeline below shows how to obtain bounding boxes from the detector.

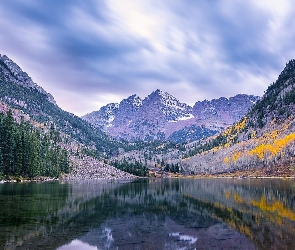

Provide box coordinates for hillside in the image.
[0,54,127,158]
[180,59,295,176]
[3,52,295,178]
[109,60,295,178]
[83,90,258,143]
[0,54,136,179]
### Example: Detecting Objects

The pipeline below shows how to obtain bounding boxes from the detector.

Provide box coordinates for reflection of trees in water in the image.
[0,182,71,249]
[0,180,124,249]
[1,179,295,249]
[180,179,295,249]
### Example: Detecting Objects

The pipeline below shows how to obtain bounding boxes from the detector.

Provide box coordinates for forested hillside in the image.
[0,110,69,179]
[179,60,295,176]
[0,54,143,179]
[0,54,128,158]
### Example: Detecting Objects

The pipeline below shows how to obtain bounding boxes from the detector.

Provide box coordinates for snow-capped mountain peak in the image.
[122,94,142,108]
[82,90,259,142]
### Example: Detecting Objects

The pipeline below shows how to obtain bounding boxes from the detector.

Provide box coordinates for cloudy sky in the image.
[1,0,295,116]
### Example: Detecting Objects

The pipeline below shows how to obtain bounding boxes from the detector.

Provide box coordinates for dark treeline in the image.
[111,159,149,177]
[164,163,180,173]
[0,110,70,179]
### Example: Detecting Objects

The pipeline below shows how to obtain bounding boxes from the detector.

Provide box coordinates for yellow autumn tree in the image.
[250,133,295,160]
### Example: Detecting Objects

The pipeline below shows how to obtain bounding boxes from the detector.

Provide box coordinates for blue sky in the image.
[1,0,295,116]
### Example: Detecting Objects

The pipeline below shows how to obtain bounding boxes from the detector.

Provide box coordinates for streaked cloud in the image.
[0,0,294,115]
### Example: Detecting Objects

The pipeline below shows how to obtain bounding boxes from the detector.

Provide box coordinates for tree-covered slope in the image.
[249,59,295,128]
[180,59,295,176]
[0,110,70,179]
[0,54,127,157]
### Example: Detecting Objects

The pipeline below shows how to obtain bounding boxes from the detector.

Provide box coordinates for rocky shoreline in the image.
[0,177,59,183]
[0,156,136,183]
[2,156,295,183]
[60,155,136,180]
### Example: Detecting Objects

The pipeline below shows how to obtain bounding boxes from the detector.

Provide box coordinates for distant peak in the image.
[120,94,142,108]
[127,94,141,100]
[150,89,171,98]
[105,103,119,108]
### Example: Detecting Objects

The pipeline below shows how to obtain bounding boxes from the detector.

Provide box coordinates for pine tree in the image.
[2,110,15,175]
[0,146,3,176]
[14,130,23,176]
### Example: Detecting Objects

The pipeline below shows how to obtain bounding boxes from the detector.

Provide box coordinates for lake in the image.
[1,178,295,249]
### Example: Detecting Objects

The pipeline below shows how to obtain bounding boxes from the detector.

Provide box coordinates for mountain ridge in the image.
[0,54,128,158]
[0,54,56,105]
[2,52,295,178]
[178,59,295,176]
[83,90,259,143]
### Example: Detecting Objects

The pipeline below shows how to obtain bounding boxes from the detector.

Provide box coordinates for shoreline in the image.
[0,175,138,184]
[0,176,59,183]
[2,174,295,184]
[2,162,295,183]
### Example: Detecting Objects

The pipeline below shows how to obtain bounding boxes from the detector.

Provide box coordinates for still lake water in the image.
[1,178,295,250]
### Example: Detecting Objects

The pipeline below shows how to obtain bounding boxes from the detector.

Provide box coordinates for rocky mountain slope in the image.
[0,55,56,105]
[192,94,258,130]
[179,59,295,176]
[0,54,127,157]
[110,60,295,178]
[83,90,258,143]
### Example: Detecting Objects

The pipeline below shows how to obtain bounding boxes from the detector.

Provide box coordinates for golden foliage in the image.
[250,133,295,160]
[231,151,241,162]
[220,117,248,147]
[252,195,295,221]
[225,190,231,199]
[233,193,243,203]
[249,144,272,159]
[224,157,229,164]
[236,117,248,131]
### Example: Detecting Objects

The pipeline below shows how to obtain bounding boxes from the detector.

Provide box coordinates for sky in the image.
[1,0,295,116]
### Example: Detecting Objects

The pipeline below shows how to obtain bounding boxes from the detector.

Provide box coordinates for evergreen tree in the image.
[0,111,70,179]
[2,110,15,175]
[0,146,3,175]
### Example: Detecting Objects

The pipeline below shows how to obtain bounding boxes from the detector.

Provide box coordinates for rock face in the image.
[0,54,56,105]
[83,103,119,130]
[192,94,259,130]
[83,90,259,143]
[62,156,135,180]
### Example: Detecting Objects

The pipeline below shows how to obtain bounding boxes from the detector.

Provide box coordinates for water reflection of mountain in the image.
[1,179,295,249]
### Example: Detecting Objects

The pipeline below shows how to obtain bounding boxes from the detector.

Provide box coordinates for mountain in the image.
[168,94,259,143]
[83,90,259,143]
[192,94,259,129]
[0,55,56,105]
[83,103,119,130]
[0,54,126,157]
[110,60,295,177]
[83,89,193,141]
[179,59,295,176]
